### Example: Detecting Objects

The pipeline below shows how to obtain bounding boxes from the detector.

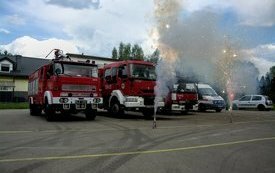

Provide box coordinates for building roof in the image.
[0,55,50,77]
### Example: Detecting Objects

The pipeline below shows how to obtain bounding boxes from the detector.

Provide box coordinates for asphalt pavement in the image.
[0,109,275,173]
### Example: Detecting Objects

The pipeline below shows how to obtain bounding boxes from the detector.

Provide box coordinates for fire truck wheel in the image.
[198,104,206,112]
[110,101,124,117]
[85,109,96,120]
[45,102,54,121]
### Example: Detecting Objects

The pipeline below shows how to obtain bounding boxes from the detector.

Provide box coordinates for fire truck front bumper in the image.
[171,104,186,111]
[52,97,103,110]
[124,96,164,109]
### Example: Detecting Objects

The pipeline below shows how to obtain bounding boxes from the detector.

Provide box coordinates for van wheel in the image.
[257,104,265,111]
[85,109,96,120]
[45,101,54,121]
[110,101,124,117]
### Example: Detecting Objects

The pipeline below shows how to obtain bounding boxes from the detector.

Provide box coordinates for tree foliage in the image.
[111,47,118,59]
[258,66,275,102]
[118,42,124,60]
[112,42,144,60]
[146,49,160,63]
[0,49,12,56]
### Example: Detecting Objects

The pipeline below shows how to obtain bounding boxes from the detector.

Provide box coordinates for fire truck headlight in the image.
[59,98,69,103]
[126,97,138,102]
[93,98,101,104]
[91,93,98,97]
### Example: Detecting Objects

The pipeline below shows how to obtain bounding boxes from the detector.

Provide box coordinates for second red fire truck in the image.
[99,60,164,118]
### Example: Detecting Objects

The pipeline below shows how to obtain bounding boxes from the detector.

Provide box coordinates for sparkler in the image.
[216,39,239,123]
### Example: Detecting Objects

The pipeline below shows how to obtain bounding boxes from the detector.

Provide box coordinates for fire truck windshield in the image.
[54,63,98,78]
[130,64,156,80]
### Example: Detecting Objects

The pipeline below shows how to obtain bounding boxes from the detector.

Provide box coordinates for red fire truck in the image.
[99,60,164,118]
[28,50,103,121]
[164,80,198,113]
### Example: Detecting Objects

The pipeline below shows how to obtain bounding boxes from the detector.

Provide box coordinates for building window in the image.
[1,64,11,72]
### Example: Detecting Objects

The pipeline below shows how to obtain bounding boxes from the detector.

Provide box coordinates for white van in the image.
[194,84,225,112]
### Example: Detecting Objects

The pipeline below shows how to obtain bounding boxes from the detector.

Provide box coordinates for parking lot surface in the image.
[0,109,275,173]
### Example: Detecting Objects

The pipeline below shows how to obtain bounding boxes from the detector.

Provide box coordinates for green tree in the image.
[147,48,160,63]
[131,44,144,60]
[0,49,12,56]
[270,66,275,78]
[123,43,131,60]
[118,42,124,60]
[136,46,144,60]
[259,66,275,102]
[115,42,144,60]
[131,44,139,59]
[112,47,118,59]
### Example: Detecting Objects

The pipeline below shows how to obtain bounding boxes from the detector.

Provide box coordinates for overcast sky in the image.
[0,0,274,75]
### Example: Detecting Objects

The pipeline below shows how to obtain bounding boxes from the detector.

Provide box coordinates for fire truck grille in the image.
[62,84,95,91]
[144,97,155,106]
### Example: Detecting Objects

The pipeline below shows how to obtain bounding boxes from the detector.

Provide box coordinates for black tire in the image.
[110,100,124,117]
[85,109,96,120]
[257,104,265,111]
[198,104,206,112]
[29,103,35,116]
[44,100,54,121]
[142,109,154,120]
[181,110,188,115]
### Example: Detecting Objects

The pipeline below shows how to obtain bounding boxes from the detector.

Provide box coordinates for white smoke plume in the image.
[152,0,259,104]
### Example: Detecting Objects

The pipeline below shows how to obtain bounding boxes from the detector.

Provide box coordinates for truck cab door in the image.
[117,65,129,94]
[111,67,118,90]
